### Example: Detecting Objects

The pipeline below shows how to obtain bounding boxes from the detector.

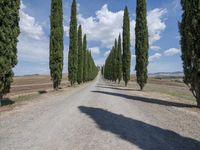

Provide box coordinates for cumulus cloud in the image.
[147,8,167,45]
[150,45,161,51]
[64,4,167,49]
[149,53,162,62]
[164,48,181,56]
[90,47,101,55]
[20,1,44,40]
[18,1,48,63]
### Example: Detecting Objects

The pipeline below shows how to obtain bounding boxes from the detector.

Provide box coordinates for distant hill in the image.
[148,71,184,77]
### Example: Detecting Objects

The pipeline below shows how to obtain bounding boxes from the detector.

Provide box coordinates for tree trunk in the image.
[196,92,200,108]
[0,94,3,107]
[125,82,128,87]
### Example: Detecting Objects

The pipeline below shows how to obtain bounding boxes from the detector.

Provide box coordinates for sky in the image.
[14,0,182,76]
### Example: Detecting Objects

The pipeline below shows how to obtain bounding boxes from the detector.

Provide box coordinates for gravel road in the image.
[0,75,200,150]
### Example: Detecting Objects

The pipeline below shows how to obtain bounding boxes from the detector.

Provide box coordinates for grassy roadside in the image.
[128,78,196,102]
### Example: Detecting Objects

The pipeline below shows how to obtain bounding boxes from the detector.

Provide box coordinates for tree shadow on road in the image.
[91,91,196,108]
[79,106,200,150]
[96,85,139,91]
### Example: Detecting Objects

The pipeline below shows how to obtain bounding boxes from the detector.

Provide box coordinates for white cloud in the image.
[104,50,111,57]
[150,45,161,51]
[90,47,100,55]
[164,48,181,56]
[64,25,69,37]
[67,5,167,49]
[77,4,124,48]
[149,53,162,62]
[147,8,167,45]
[18,1,48,63]
[20,2,44,40]
[132,54,136,59]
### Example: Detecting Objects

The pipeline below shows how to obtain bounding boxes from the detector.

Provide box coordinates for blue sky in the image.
[14,0,182,75]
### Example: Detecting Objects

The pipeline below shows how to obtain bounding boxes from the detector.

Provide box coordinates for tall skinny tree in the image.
[0,0,20,100]
[135,0,149,91]
[50,0,64,90]
[83,34,87,82]
[68,0,78,86]
[77,25,83,84]
[179,0,200,107]
[117,34,122,83]
[122,6,131,86]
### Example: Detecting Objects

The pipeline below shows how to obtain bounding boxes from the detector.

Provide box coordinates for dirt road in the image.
[0,75,200,150]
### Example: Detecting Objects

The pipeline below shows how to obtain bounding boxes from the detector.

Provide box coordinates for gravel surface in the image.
[0,75,200,150]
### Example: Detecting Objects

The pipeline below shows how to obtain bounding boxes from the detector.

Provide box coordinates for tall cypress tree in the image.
[83,34,87,82]
[179,0,200,107]
[135,0,149,90]
[122,6,131,86]
[0,0,20,99]
[77,25,83,84]
[113,39,118,82]
[117,34,122,83]
[68,0,78,86]
[50,0,64,90]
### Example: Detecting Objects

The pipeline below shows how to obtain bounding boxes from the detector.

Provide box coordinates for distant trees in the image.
[0,0,20,99]
[68,0,78,86]
[117,34,122,83]
[135,0,149,90]
[68,0,98,85]
[179,0,200,107]
[122,6,131,86]
[83,34,87,83]
[49,0,64,90]
[104,37,122,82]
[77,25,83,84]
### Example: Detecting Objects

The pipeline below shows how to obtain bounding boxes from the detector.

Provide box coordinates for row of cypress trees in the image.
[179,0,200,107]
[50,0,98,89]
[0,0,20,99]
[103,6,132,87]
[103,0,149,90]
[104,35,122,83]
[68,0,98,86]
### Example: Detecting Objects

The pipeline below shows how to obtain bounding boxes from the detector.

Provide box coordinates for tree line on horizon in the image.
[0,0,199,107]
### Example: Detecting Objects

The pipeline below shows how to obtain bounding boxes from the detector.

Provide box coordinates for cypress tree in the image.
[135,0,149,90]
[0,0,20,99]
[179,0,200,107]
[83,34,87,82]
[113,39,118,82]
[122,6,131,86]
[77,25,83,84]
[49,0,64,90]
[117,34,122,83]
[68,0,78,86]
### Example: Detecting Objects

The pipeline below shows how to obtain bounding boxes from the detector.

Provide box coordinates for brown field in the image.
[6,74,195,104]
[9,74,68,97]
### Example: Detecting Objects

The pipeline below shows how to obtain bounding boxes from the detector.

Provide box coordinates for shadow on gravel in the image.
[79,106,200,150]
[0,99,15,106]
[96,85,139,91]
[91,91,196,108]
